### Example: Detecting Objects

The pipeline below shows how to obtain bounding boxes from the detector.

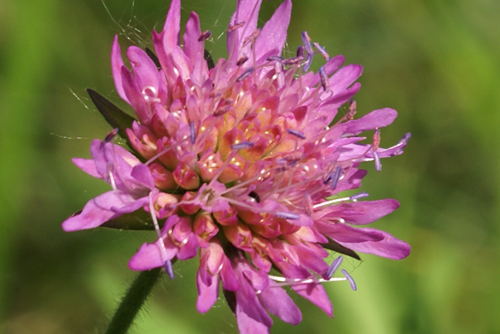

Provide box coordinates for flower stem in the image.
[104,268,162,334]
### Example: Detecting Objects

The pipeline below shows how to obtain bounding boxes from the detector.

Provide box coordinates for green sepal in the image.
[101,210,156,230]
[87,88,136,145]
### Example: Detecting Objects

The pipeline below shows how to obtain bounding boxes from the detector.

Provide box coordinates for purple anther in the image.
[164,259,175,280]
[287,128,306,140]
[296,45,304,58]
[350,192,369,201]
[104,128,119,143]
[398,132,412,145]
[237,56,249,66]
[267,56,283,62]
[189,121,196,144]
[236,68,255,82]
[341,269,357,291]
[282,56,304,66]
[319,66,329,92]
[326,256,343,279]
[227,21,245,33]
[329,166,342,190]
[301,31,313,55]
[231,141,254,150]
[347,100,357,120]
[313,42,330,61]
[198,30,212,41]
[275,211,300,220]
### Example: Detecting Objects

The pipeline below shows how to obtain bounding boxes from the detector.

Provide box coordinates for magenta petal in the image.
[162,0,181,48]
[196,269,219,313]
[72,158,99,178]
[332,199,400,225]
[340,228,411,260]
[344,108,398,134]
[127,46,160,90]
[293,283,333,317]
[111,35,128,103]
[259,284,302,325]
[236,303,270,334]
[328,64,363,93]
[254,0,291,61]
[129,239,178,271]
[62,190,137,232]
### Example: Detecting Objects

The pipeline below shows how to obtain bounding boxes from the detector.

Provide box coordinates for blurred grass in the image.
[0,0,499,333]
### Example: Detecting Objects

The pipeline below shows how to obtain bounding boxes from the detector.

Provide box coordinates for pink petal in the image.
[344,108,398,134]
[259,284,302,325]
[111,35,128,103]
[254,0,292,61]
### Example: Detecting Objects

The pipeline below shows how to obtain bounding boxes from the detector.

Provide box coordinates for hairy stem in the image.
[104,268,162,334]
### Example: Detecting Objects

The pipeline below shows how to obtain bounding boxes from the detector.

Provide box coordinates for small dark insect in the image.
[249,191,260,203]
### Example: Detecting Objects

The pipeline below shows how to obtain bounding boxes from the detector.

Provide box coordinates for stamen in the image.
[266,56,283,62]
[287,129,306,140]
[104,128,119,143]
[296,45,304,58]
[304,193,313,216]
[347,100,357,120]
[313,196,352,209]
[242,29,260,47]
[329,166,342,190]
[301,31,313,55]
[227,21,245,33]
[236,56,249,66]
[198,30,212,41]
[373,150,382,171]
[282,56,304,66]
[236,68,255,82]
[107,161,117,191]
[231,141,254,150]
[326,256,343,279]
[164,259,175,280]
[268,274,346,287]
[248,191,260,203]
[275,211,300,220]
[148,192,174,279]
[341,269,357,291]
[350,192,369,201]
[141,86,160,103]
[189,121,196,144]
[398,132,411,145]
[313,42,330,61]
[373,128,381,150]
[319,66,329,92]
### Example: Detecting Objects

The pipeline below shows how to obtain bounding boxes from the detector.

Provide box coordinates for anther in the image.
[248,191,260,203]
[373,128,381,150]
[296,45,304,58]
[231,141,254,150]
[347,100,357,120]
[227,21,245,33]
[266,56,283,62]
[313,42,330,61]
[398,132,411,145]
[373,149,382,171]
[164,259,175,279]
[242,29,260,47]
[236,68,255,82]
[189,121,196,144]
[341,269,357,291]
[350,192,369,201]
[329,166,342,190]
[275,212,300,220]
[198,30,212,41]
[326,256,343,279]
[104,128,119,143]
[319,66,329,92]
[301,31,313,55]
[236,56,249,66]
[282,56,304,66]
[287,129,306,140]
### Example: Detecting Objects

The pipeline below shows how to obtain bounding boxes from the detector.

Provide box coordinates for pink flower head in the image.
[63,0,411,332]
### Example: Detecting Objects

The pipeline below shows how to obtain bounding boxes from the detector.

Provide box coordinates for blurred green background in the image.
[1,0,499,333]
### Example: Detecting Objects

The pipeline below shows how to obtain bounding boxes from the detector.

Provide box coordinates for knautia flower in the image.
[63,0,410,332]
